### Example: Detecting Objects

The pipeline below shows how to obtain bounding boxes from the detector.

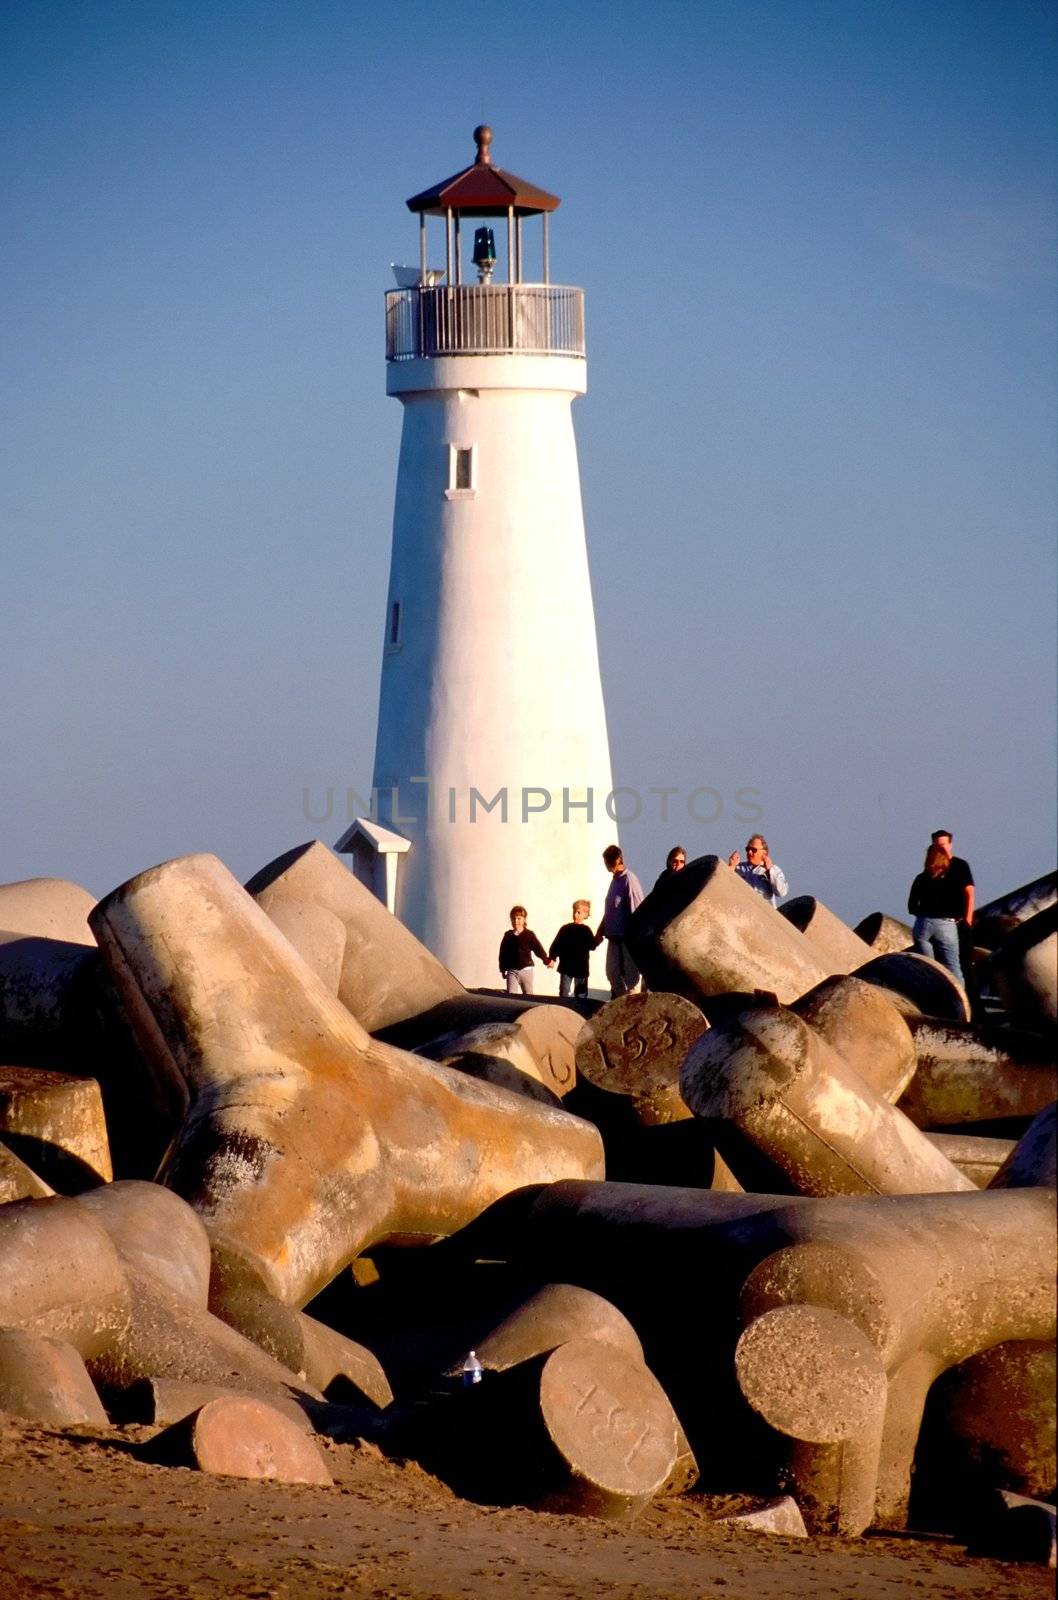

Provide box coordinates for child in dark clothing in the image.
[498,905,553,995]
[549,899,596,999]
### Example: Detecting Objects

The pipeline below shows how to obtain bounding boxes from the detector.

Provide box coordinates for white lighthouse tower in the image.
[344,125,615,988]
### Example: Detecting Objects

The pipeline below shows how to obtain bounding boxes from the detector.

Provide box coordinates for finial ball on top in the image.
[474,124,493,164]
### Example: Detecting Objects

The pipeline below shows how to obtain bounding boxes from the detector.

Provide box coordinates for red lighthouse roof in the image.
[406,126,560,218]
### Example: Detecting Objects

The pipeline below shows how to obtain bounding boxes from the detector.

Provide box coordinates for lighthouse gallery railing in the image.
[386,284,585,361]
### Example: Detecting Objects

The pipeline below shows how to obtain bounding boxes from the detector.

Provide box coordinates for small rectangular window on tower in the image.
[446,445,476,498]
[386,600,402,652]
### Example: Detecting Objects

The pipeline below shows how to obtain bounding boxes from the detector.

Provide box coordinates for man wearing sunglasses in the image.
[728,835,788,908]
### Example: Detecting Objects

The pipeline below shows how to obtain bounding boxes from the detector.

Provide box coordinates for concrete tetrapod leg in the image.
[450,1283,645,1373]
[145,1395,333,1485]
[626,856,828,1006]
[734,1304,888,1535]
[0,1328,109,1426]
[434,1010,580,1104]
[0,1139,52,1202]
[791,976,917,1102]
[0,878,96,944]
[853,913,913,955]
[973,871,1058,951]
[255,897,347,995]
[680,1004,975,1197]
[989,1102,1057,1189]
[438,1338,679,1518]
[0,1066,112,1191]
[898,1019,1056,1128]
[90,853,604,1334]
[854,952,971,1024]
[738,1186,1057,1528]
[912,1340,1056,1527]
[574,992,709,1124]
[924,1131,1015,1187]
[461,1180,1056,1517]
[778,897,873,975]
[994,906,1058,1033]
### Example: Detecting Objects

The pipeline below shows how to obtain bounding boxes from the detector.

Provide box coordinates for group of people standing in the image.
[498,832,787,999]
[499,825,977,1000]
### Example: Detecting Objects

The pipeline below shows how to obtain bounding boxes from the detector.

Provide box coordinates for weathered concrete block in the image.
[853,913,913,955]
[122,1376,315,1432]
[913,1340,1056,1524]
[0,1328,108,1427]
[854,952,971,1024]
[0,1066,111,1191]
[0,878,96,944]
[574,992,709,1125]
[0,1195,130,1357]
[257,897,347,994]
[974,871,1057,951]
[145,1394,333,1484]
[739,1187,1056,1527]
[715,1495,807,1536]
[994,906,1058,1034]
[792,976,917,1103]
[90,853,604,1326]
[464,1180,1055,1528]
[447,1338,679,1518]
[451,1283,645,1374]
[246,840,463,1032]
[989,1102,1056,1189]
[778,897,873,975]
[435,1006,581,1102]
[734,1304,888,1535]
[680,1005,974,1197]
[924,1131,1015,1187]
[0,1139,52,1203]
[898,1019,1056,1128]
[627,856,828,1006]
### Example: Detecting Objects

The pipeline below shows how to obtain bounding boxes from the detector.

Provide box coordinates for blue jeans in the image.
[559,972,588,999]
[912,917,965,988]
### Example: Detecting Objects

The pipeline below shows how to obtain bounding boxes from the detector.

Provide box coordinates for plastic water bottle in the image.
[461,1350,483,1387]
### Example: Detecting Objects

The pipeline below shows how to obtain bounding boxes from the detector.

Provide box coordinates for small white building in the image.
[341,125,616,988]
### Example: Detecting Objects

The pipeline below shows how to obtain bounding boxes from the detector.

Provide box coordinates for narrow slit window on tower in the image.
[386,599,402,651]
[446,444,476,498]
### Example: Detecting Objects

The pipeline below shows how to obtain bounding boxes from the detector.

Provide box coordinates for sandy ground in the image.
[0,1416,1050,1600]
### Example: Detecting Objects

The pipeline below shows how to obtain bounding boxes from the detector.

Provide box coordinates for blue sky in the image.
[2,0,1055,926]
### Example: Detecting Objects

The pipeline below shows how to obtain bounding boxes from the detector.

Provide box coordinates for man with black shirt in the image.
[907,829,975,988]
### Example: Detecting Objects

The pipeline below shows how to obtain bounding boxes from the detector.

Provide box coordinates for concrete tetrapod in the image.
[898,1019,1056,1128]
[738,1186,1057,1527]
[0,1139,52,1202]
[854,952,971,1024]
[989,1102,1057,1189]
[432,1008,582,1103]
[626,856,829,1006]
[574,992,710,1125]
[458,1179,1056,1525]
[0,1066,112,1191]
[733,1304,888,1535]
[680,1005,975,1198]
[778,897,873,975]
[0,1328,109,1426]
[924,1131,1014,1187]
[913,1340,1056,1525]
[993,906,1058,1033]
[0,1190,330,1409]
[90,854,604,1333]
[853,913,913,955]
[432,1338,679,1518]
[248,840,584,1085]
[791,976,917,1102]
[145,1395,333,1485]
[973,871,1057,950]
[0,878,96,944]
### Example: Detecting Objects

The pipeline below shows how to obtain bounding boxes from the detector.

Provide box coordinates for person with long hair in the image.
[907,829,975,988]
